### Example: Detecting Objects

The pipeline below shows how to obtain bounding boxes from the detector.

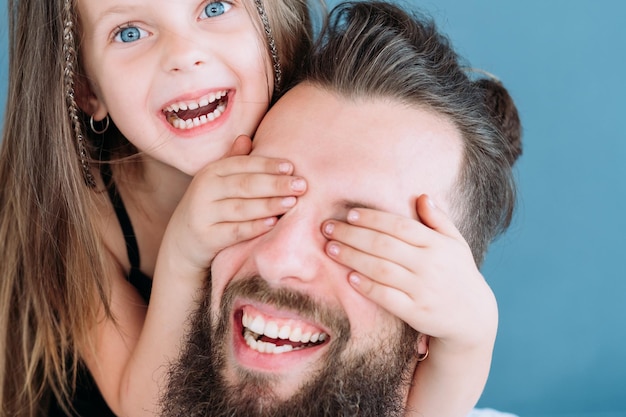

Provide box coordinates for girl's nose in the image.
[161,31,209,73]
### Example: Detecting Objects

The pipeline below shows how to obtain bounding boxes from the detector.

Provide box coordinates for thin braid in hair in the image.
[62,0,96,188]
[253,0,282,92]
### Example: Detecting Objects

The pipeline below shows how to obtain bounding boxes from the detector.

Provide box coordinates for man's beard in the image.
[161,276,419,417]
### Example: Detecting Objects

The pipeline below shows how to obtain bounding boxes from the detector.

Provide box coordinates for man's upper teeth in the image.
[242,311,327,344]
[165,90,227,113]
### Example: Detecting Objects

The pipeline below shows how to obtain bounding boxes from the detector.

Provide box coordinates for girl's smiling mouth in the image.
[163,90,229,130]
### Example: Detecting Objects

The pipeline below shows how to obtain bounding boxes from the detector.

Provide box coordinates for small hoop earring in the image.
[90,114,110,134]
[417,348,429,362]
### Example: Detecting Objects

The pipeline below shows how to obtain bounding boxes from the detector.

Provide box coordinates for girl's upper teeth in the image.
[165,90,227,113]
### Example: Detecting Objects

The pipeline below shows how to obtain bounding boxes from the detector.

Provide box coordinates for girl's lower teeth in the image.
[170,102,226,130]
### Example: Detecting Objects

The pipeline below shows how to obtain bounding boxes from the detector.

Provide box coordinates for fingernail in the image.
[347,209,359,222]
[349,272,361,286]
[327,243,340,256]
[291,178,306,192]
[426,196,437,209]
[278,162,292,174]
[323,222,334,236]
[264,217,277,227]
[281,196,296,207]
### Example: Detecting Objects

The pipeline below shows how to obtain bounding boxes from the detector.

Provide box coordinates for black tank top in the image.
[48,164,153,416]
[101,162,153,301]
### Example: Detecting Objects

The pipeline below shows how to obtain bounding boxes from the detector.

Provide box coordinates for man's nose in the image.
[252,213,328,286]
[160,30,209,73]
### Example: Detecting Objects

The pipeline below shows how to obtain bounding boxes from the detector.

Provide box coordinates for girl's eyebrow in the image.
[88,4,144,37]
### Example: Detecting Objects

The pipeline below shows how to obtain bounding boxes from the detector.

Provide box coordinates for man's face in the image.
[163,83,464,416]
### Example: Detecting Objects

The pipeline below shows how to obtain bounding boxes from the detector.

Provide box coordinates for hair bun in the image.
[475,78,523,165]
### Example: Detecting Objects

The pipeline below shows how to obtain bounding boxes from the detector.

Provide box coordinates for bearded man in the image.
[161,2,521,416]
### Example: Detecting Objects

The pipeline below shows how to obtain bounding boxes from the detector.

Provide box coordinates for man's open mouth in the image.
[163,90,229,130]
[241,309,328,354]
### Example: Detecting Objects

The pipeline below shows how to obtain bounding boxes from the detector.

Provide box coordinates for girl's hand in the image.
[321,195,497,416]
[163,135,307,275]
[321,194,497,351]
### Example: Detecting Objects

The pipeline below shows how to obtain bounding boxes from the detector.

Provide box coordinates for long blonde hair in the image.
[0,0,316,416]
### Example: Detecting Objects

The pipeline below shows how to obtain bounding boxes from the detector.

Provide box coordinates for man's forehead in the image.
[252,83,463,217]
[253,85,358,153]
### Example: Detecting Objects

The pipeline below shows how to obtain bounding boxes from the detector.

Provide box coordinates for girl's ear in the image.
[74,73,108,121]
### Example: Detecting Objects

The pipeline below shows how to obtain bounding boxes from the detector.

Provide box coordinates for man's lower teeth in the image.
[244,331,297,354]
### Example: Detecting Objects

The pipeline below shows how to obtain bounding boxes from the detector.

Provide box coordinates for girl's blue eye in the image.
[201,1,232,19]
[114,26,148,43]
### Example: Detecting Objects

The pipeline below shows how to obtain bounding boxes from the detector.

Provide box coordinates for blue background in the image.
[1,1,625,416]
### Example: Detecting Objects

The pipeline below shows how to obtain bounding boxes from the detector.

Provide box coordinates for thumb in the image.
[224,135,253,158]
[416,194,464,240]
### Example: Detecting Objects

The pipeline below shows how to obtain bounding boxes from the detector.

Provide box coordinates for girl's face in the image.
[77,0,273,176]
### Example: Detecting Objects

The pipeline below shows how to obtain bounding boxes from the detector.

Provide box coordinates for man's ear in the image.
[74,73,108,121]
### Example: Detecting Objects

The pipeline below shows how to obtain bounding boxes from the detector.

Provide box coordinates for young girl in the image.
[0,0,510,416]
[0,1,312,416]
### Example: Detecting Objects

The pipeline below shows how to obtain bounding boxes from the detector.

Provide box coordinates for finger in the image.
[339,208,439,248]
[322,220,422,273]
[325,239,418,295]
[416,194,465,241]
[213,172,307,200]
[347,271,420,322]
[207,195,298,224]
[223,135,253,158]
[206,217,279,252]
[200,154,295,178]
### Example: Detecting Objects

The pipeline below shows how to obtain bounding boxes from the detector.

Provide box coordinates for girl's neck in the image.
[136,157,192,220]
[110,157,192,278]
[110,156,192,238]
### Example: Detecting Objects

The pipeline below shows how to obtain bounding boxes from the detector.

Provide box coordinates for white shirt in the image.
[469,408,519,417]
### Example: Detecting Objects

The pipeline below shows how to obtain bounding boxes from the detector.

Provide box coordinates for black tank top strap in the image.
[100,163,152,302]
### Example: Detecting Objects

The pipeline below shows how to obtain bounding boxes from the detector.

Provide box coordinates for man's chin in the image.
[160,275,419,416]
[224,348,325,401]
[161,325,417,417]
